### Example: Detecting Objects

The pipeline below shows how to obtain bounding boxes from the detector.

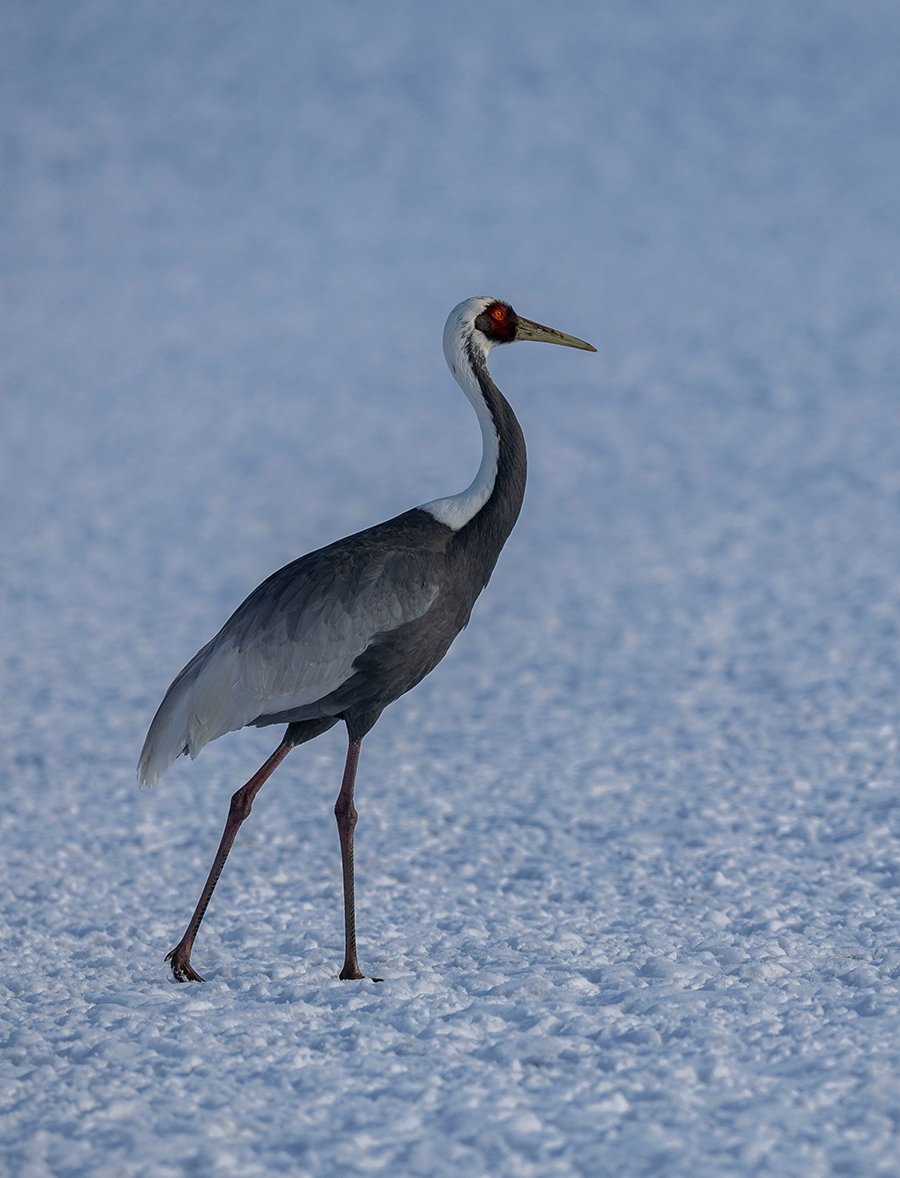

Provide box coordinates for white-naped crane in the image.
[139,296,596,982]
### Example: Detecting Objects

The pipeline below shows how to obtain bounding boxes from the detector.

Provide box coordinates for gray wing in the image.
[138,514,446,785]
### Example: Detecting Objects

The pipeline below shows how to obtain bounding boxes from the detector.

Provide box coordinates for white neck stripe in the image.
[421,317,500,531]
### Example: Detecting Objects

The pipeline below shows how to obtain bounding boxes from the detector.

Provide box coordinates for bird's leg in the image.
[166,735,294,982]
[334,736,366,980]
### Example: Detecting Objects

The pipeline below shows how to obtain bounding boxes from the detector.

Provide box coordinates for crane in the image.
[139,296,596,982]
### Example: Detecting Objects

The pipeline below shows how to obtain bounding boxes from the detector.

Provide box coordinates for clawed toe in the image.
[166,946,204,983]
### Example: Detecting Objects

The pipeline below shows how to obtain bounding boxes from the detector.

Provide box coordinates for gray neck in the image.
[423,338,526,585]
[457,344,527,570]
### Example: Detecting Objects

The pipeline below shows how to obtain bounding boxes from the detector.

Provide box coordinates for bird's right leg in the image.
[166,735,294,982]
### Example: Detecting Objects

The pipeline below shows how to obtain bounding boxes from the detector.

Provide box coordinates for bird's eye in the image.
[475,302,517,342]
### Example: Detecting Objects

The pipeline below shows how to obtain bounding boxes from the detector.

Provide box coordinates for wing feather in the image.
[138,516,446,785]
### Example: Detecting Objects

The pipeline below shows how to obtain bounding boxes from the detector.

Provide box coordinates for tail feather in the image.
[137,640,217,787]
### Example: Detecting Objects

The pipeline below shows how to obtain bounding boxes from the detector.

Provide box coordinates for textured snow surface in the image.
[2,2,900,1175]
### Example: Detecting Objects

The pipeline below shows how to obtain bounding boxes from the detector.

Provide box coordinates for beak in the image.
[515,316,597,352]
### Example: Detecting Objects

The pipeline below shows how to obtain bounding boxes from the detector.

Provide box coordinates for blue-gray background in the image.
[2,3,899,1175]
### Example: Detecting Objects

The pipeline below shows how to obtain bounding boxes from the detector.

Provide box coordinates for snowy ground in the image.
[2,2,900,1174]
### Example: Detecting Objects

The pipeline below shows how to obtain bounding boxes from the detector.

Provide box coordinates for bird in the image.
[138,296,596,982]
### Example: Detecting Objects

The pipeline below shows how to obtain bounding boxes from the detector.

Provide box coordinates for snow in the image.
[2,1,900,1174]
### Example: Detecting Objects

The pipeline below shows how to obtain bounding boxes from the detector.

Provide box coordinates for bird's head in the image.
[445,296,596,373]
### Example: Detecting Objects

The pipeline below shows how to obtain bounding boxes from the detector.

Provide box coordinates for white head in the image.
[443,296,596,379]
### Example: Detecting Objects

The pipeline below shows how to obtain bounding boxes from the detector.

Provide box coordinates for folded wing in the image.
[138,518,444,786]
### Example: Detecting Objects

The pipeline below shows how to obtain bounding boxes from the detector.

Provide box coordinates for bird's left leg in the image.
[166,734,294,982]
[334,736,365,980]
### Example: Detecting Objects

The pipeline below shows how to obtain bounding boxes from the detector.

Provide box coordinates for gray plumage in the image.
[138,296,595,982]
[139,510,449,784]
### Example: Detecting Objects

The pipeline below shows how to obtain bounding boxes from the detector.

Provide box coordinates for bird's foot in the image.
[166,943,204,983]
[339,960,383,982]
